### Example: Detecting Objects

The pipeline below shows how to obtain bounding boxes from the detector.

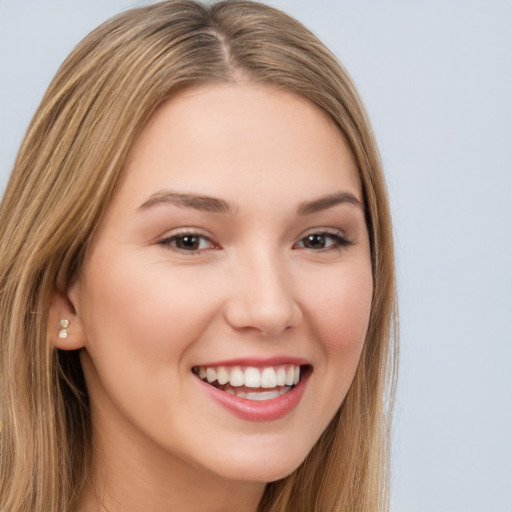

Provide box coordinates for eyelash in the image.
[159,231,219,253]
[158,229,353,254]
[293,230,353,251]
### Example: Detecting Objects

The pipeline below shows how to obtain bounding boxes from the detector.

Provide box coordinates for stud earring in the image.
[58,319,70,339]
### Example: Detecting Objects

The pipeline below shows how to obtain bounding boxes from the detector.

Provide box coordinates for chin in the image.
[219,464,300,485]
[202,443,310,484]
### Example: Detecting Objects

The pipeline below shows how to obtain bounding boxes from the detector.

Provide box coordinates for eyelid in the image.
[293,227,353,250]
[297,227,349,240]
[156,226,353,253]
[158,228,220,253]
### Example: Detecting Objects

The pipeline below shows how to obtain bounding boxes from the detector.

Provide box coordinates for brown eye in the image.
[295,232,352,251]
[303,234,328,249]
[175,235,200,250]
[160,233,215,252]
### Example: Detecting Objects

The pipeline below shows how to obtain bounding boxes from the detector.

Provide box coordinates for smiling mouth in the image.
[192,364,308,401]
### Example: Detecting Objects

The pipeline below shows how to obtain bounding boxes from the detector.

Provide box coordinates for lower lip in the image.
[197,370,310,422]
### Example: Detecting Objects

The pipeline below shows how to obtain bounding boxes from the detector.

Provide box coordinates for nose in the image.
[223,250,303,337]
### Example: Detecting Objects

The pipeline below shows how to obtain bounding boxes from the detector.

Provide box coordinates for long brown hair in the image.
[0,2,397,510]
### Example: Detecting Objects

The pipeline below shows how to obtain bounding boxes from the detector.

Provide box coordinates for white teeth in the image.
[276,367,286,386]
[229,367,245,387]
[217,366,229,385]
[244,389,284,401]
[244,367,261,388]
[285,366,295,386]
[195,364,304,391]
[206,367,217,383]
[231,386,291,401]
[261,367,277,388]
[294,366,300,385]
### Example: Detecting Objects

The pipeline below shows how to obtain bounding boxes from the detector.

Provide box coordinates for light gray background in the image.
[1,1,511,511]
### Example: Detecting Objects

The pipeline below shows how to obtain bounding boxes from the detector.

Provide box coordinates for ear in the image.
[48,283,87,350]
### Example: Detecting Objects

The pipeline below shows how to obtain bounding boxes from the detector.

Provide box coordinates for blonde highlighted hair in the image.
[0,1,397,511]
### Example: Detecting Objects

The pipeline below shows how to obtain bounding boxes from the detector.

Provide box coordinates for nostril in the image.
[224,299,303,336]
[222,267,303,335]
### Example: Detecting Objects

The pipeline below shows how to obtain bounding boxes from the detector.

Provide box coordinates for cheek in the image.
[305,263,373,357]
[287,260,372,454]
[77,252,221,377]
[76,252,227,444]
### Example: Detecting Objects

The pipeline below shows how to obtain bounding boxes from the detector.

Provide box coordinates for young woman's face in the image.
[70,84,373,485]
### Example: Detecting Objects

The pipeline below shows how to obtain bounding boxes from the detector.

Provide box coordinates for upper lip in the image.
[192,356,311,368]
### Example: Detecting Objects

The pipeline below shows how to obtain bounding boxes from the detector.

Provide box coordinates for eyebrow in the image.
[297,191,364,215]
[138,189,363,216]
[138,190,237,214]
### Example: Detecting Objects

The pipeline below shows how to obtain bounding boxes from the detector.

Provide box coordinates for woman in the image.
[0,1,397,511]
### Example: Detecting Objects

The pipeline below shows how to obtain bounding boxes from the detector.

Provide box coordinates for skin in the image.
[52,83,373,512]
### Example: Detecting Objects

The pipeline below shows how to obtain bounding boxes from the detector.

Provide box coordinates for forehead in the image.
[117,83,361,210]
